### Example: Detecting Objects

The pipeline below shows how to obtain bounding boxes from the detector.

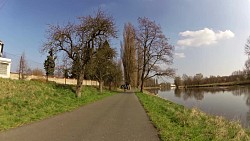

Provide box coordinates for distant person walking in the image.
[121,82,131,92]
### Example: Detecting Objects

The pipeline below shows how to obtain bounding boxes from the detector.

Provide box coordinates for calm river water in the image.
[148,86,250,128]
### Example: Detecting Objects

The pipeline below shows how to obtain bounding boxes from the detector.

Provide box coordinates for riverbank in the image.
[136,92,250,141]
[183,80,250,88]
[0,78,116,131]
[144,86,160,89]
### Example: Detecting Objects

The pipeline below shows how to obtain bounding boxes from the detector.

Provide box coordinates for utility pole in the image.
[18,56,23,79]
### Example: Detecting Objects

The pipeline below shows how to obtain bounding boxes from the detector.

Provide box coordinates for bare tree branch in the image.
[42,9,117,97]
[136,17,175,92]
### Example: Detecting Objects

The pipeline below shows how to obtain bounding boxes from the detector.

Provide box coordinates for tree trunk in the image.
[75,76,83,98]
[137,69,141,88]
[140,61,146,92]
[109,82,112,91]
[140,72,144,92]
[99,81,103,93]
[140,80,144,92]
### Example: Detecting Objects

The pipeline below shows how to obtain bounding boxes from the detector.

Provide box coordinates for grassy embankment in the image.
[136,92,250,141]
[0,78,117,131]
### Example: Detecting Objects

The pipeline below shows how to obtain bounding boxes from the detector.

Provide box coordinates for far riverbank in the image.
[179,80,250,88]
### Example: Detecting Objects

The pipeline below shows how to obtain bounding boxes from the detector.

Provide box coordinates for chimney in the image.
[0,40,3,57]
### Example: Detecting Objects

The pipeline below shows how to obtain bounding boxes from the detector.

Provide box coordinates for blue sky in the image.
[0,0,250,77]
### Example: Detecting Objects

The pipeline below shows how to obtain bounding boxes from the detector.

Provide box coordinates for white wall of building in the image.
[0,58,11,78]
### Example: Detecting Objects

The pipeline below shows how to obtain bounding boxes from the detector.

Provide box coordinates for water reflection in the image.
[172,87,250,101]
[147,87,172,95]
[146,89,159,95]
[156,86,250,128]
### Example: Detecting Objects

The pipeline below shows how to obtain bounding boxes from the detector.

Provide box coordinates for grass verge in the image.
[136,92,250,141]
[0,78,116,131]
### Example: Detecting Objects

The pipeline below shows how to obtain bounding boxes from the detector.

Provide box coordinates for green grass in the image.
[0,78,116,131]
[136,92,250,141]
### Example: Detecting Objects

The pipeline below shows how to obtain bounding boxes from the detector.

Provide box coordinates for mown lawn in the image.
[0,78,116,131]
[136,92,250,141]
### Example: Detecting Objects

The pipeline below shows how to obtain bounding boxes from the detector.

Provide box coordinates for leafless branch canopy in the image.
[42,9,117,97]
[136,17,175,82]
[245,36,250,56]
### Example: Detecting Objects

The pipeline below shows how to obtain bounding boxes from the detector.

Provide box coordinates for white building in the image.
[0,40,11,78]
[170,84,176,87]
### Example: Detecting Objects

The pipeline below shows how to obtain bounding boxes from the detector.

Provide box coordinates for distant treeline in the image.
[143,78,159,87]
[172,36,250,88]
[174,70,250,88]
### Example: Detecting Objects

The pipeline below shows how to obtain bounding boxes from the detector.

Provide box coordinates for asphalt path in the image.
[0,92,159,141]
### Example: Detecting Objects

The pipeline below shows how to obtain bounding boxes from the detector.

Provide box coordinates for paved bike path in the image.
[0,93,159,141]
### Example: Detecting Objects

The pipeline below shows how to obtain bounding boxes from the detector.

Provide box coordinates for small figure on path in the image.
[121,82,131,91]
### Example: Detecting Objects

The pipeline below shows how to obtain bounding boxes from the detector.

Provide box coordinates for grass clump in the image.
[0,78,116,131]
[136,92,250,141]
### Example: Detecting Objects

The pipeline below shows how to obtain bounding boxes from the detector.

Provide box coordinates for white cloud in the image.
[175,53,186,58]
[99,4,107,8]
[175,46,186,51]
[177,28,235,47]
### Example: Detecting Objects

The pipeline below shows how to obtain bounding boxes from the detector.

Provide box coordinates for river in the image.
[148,86,250,128]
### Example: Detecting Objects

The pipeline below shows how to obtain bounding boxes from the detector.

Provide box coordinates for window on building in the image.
[0,63,8,75]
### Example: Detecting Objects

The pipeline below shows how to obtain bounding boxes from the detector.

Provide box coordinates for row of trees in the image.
[42,9,175,97]
[42,10,120,97]
[174,72,249,88]
[121,18,175,92]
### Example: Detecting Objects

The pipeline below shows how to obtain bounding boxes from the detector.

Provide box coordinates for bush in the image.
[30,78,47,83]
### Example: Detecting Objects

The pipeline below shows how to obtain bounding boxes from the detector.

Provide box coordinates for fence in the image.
[10,73,99,86]
[4,52,99,86]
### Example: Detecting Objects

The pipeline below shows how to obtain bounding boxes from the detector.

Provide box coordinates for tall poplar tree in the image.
[121,22,137,87]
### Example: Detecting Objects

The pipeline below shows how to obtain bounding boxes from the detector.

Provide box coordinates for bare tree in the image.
[121,23,137,87]
[174,76,182,89]
[193,73,203,85]
[136,43,143,88]
[136,17,175,92]
[182,74,189,87]
[42,10,117,97]
[245,36,250,79]
[245,58,250,79]
[18,52,29,80]
[245,36,250,56]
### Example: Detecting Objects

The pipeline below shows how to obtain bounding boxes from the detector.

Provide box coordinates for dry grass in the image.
[136,92,250,141]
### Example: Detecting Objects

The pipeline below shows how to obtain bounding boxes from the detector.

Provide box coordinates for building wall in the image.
[0,58,11,78]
